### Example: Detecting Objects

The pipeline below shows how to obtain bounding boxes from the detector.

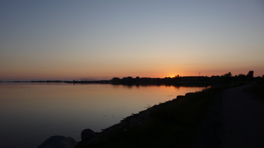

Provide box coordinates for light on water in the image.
[0,83,206,148]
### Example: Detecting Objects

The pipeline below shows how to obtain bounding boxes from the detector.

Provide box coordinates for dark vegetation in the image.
[27,70,259,88]
[110,70,257,87]
[246,80,264,99]
[76,83,248,148]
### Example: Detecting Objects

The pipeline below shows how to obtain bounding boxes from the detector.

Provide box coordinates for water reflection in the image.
[0,83,206,148]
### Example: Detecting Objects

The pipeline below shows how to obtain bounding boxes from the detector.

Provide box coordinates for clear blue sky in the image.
[1,0,264,80]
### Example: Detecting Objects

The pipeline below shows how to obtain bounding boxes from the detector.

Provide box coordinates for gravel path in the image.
[221,84,264,148]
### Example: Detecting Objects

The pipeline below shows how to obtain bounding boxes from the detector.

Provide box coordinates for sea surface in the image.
[0,83,207,148]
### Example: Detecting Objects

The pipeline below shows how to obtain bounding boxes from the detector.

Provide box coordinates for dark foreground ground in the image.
[195,82,264,148]
[221,84,264,148]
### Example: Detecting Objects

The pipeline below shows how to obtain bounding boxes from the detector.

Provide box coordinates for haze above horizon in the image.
[1,0,264,81]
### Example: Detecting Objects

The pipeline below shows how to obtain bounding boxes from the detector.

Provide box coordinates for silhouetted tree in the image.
[238,74,246,77]
[223,72,232,77]
[111,77,120,84]
[246,70,254,78]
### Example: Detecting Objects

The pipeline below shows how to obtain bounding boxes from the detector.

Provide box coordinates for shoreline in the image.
[75,86,225,148]
[38,87,213,148]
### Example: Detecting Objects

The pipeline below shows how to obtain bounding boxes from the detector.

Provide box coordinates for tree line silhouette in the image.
[110,71,258,86]
[28,70,263,87]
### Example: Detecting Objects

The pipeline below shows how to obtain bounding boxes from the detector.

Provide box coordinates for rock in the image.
[81,129,95,142]
[37,136,77,148]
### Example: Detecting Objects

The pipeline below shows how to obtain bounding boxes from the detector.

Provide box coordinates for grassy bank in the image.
[77,84,245,148]
[246,80,264,99]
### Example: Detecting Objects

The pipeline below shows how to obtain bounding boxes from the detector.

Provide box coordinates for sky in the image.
[1,0,264,80]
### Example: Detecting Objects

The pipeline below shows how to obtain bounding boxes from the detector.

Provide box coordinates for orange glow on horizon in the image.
[1,69,264,81]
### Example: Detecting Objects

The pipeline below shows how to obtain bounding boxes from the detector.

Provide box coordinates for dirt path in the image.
[221,84,264,148]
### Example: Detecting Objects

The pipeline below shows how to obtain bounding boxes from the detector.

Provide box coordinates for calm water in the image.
[0,83,206,148]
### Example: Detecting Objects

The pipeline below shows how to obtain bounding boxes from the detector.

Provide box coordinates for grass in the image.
[76,83,247,148]
[246,80,264,99]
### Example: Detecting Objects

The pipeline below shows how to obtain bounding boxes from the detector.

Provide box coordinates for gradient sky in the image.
[1,0,264,80]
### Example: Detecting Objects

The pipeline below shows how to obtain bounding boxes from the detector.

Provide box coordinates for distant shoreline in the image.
[1,73,262,87]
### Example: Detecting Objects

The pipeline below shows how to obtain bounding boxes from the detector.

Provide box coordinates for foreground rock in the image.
[81,129,95,142]
[37,136,77,148]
